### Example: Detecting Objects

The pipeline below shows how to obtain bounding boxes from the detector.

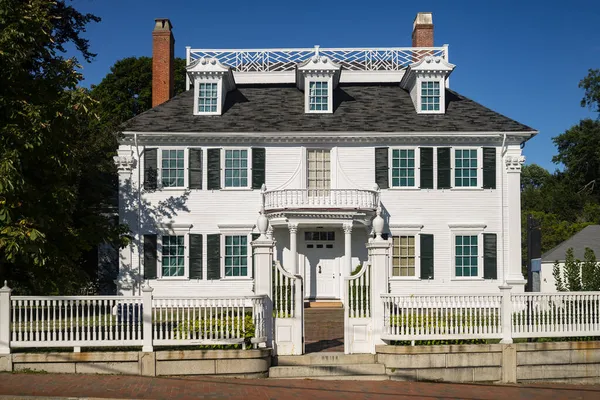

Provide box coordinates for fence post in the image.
[499,285,513,344]
[0,281,11,354]
[252,209,275,348]
[367,208,390,353]
[142,282,154,352]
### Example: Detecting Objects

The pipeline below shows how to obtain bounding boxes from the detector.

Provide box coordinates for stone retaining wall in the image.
[0,349,271,378]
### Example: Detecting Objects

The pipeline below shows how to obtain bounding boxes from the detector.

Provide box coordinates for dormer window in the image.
[198,82,218,113]
[420,81,440,112]
[309,81,329,112]
[400,56,455,115]
[297,49,341,114]
[186,57,235,116]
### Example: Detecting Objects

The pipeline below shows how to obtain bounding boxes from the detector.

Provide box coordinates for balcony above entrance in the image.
[262,188,379,212]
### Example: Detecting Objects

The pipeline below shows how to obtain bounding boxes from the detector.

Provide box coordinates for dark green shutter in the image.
[252,148,266,189]
[375,147,389,189]
[483,233,498,279]
[143,234,157,279]
[144,149,158,190]
[420,147,434,189]
[437,147,451,189]
[207,234,221,280]
[482,147,496,189]
[420,234,434,280]
[189,148,203,189]
[251,233,260,278]
[189,234,203,279]
[207,149,221,190]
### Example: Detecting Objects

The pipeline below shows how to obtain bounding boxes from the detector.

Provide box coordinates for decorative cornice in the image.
[505,155,525,173]
[448,223,487,230]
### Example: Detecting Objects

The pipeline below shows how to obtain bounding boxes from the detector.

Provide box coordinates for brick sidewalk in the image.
[1,374,600,400]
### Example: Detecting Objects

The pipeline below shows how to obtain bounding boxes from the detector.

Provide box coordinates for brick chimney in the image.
[412,12,434,47]
[152,18,175,107]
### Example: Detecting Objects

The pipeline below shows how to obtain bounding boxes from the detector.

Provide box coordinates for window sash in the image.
[454,149,478,187]
[391,149,416,187]
[161,149,185,187]
[198,82,218,113]
[224,149,248,188]
[307,149,331,191]
[308,81,329,111]
[420,81,440,111]
[161,235,185,277]
[455,235,478,277]
[224,235,248,277]
[392,236,416,277]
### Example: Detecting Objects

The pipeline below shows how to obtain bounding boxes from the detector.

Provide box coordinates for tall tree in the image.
[579,69,600,115]
[91,57,187,130]
[0,0,125,294]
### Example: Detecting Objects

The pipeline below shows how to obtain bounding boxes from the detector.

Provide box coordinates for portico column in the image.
[343,222,353,276]
[504,152,527,288]
[288,223,298,275]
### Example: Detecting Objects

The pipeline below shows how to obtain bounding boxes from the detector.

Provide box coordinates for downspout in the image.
[134,132,142,296]
[500,133,508,285]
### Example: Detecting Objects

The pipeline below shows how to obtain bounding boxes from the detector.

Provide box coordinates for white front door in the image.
[303,230,340,299]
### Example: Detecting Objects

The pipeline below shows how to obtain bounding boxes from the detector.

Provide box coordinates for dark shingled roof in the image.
[542,225,600,262]
[122,84,535,133]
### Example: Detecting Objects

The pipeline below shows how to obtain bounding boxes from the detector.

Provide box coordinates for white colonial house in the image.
[114,13,535,310]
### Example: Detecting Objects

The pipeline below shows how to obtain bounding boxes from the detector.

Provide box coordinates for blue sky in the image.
[72,0,599,170]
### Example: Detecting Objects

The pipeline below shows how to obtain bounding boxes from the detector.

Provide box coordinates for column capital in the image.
[505,155,525,173]
[342,221,353,234]
[288,222,298,234]
[114,149,136,174]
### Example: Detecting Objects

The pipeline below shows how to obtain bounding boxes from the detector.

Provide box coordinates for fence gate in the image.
[272,261,304,355]
[344,261,373,354]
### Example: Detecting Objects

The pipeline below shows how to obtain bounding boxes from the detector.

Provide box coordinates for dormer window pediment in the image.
[187,57,236,115]
[296,50,341,114]
[401,56,455,115]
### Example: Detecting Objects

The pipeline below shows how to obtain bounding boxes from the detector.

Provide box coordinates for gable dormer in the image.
[296,49,341,114]
[187,57,236,115]
[400,56,455,114]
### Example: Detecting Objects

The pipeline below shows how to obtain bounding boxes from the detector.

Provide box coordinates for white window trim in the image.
[417,76,445,115]
[221,147,252,190]
[157,232,189,280]
[158,147,188,190]
[193,77,222,116]
[388,147,420,190]
[388,225,423,280]
[450,226,485,281]
[305,76,334,114]
[220,229,253,280]
[451,147,483,190]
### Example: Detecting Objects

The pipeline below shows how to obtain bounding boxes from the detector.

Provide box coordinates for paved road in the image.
[1,374,599,399]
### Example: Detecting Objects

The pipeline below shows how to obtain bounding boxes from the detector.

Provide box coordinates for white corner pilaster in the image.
[504,153,526,288]
[288,223,298,275]
[0,281,12,355]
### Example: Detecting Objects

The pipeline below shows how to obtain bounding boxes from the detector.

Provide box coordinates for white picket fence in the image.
[0,285,267,352]
[382,292,600,342]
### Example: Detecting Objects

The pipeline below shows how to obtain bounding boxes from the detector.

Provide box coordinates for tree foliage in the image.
[90,56,187,131]
[0,0,126,294]
[579,68,600,115]
[553,247,600,292]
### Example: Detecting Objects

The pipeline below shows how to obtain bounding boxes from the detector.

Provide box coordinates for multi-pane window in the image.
[162,235,185,277]
[224,235,248,277]
[308,81,329,111]
[455,235,478,277]
[391,149,415,187]
[161,150,184,187]
[198,82,218,113]
[307,149,331,192]
[455,149,478,187]
[224,149,248,188]
[421,81,440,111]
[392,236,416,277]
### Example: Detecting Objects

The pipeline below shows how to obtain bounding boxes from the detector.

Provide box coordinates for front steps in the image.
[270,352,387,380]
[304,307,344,353]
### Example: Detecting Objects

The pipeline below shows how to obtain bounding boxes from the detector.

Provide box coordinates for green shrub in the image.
[175,313,255,348]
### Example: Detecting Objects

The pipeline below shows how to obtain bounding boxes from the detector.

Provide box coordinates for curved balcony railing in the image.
[263,189,378,211]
